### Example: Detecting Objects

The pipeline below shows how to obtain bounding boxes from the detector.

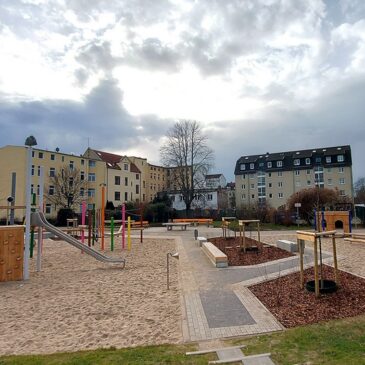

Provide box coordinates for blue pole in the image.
[321,209,325,231]
[349,210,352,233]
[313,209,317,231]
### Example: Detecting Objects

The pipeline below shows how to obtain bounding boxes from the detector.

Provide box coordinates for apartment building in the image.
[235,146,353,210]
[147,163,168,202]
[205,174,227,189]
[0,145,104,220]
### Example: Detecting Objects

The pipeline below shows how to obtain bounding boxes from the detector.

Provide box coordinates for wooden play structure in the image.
[0,226,24,282]
[297,230,339,297]
[315,210,351,233]
[238,219,260,252]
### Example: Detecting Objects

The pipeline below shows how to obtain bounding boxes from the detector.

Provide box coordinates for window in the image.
[80,171,85,181]
[278,192,283,198]
[125,177,128,186]
[136,185,139,194]
[295,181,301,187]
[37,185,40,195]
[45,204,51,214]
[38,152,43,159]
[268,172,272,177]
[250,183,254,188]
[315,157,321,163]
[115,176,120,185]
[125,192,128,201]
[88,188,95,197]
[136,174,139,180]
[69,161,74,170]
[294,159,300,166]
[32,151,35,157]
[326,156,331,163]
[207,194,213,201]
[124,163,128,171]
[143,194,145,201]
[305,158,311,165]
[337,155,344,162]
[49,185,55,195]
[114,192,121,201]
[143,181,146,188]
[62,156,65,162]
[338,167,344,173]
[307,169,311,175]
[339,190,345,196]
[89,160,95,167]
[269,193,273,198]
[268,183,272,188]
[267,161,272,168]
[69,177,74,187]
[241,194,246,200]
[31,165,35,176]
[339,178,345,184]
[37,166,41,176]
[250,163,254,170]
[251,194,255,199]
[88,173,96,182]
[295,170,300,175]
[307,180,311,186]
[81,159,84,165]
[31,184,34,194]
[240,164,246,171]
[259,162,264,168]
[277,161,283,167]
[49,167,55,177]
[50,154,55,161]
[328,178,332,185]
[278,182,283,187]
[242,184,245,189]
[80,188,84,196]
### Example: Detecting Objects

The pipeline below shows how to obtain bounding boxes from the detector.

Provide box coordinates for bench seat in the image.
[202,242,228,268]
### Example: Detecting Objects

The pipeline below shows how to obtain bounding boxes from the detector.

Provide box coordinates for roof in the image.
[205,174,223,179]
[130,163,141,173]
[235,145,352,175]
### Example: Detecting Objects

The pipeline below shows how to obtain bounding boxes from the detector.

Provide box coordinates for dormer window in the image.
[124,163,129,171]
[326,156,331,163]
[240,164,246,171]
[277,161,283,168]
[305,158,311,165]
[267,162,272,168]
[337,155,344,162]
[294,159,300,166]
[250,163,254,170]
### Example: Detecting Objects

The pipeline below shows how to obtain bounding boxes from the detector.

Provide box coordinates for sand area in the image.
[0,236,182,355]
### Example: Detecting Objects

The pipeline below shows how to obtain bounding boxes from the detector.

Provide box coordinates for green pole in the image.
[30,193,36,258]
[92,203,96,246]
[111,217,114,251]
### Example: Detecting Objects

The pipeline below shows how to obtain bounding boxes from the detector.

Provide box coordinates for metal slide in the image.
[31,211,126,266]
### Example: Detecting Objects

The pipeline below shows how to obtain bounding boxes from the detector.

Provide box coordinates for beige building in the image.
[0,145,104,221]
[235,146,353,210]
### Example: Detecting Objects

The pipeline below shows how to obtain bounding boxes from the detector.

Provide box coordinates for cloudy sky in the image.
[1,0,365,182]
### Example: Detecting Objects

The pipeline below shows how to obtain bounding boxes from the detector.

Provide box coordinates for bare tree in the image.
[160,120,214,214]
[45,165,87,209]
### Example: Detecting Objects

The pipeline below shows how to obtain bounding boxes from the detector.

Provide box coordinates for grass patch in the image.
[0,344,215,365]
[230,315,365,365]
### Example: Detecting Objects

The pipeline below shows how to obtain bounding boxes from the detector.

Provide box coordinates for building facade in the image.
[235,146,353,210]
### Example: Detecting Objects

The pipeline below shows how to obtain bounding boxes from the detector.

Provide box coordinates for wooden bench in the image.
[130,221,149,228]
[201,242,228,268]
[162,222,189,231]
[173,218,213,227]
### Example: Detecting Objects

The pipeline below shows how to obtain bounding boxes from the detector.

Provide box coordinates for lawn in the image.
[1,315,364,365]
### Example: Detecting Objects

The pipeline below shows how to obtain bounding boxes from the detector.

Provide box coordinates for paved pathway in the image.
[143,226,333,342]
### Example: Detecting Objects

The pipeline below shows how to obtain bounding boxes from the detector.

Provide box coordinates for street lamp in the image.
[167,252,179,290]
[24,135,37,280]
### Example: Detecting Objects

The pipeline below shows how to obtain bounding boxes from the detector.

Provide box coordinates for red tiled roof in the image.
[130,163,141,173]
[93,149,122,169]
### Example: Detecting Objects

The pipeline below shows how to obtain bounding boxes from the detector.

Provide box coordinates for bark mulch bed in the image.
[209,236,294,266]
[250,265,365,328]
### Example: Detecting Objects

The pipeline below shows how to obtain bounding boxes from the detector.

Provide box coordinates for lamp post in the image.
[24,135,37,280]
[167,252,179,290]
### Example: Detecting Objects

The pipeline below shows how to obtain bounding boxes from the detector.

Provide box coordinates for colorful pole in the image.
[101,185,105,250]
[127,216,131,251]
[122,203,126,249]
[92,204,96,246]
[111,217,114,251]
[30,193,36,258]
[81,201,86,244]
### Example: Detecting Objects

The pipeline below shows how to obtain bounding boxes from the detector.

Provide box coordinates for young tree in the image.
[287,187,351,223]
[45,165,87,209]
[160,120,214,215]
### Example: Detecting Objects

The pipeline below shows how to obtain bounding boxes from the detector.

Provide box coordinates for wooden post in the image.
[298,238,304,289]
[332,234,339,285]
[313,236,319,297]
[257,221,260,243]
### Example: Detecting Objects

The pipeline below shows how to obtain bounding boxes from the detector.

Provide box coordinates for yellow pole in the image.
[127,216,131,251]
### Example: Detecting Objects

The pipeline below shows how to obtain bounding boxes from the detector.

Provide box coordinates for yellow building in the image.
[0,145,104,221]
